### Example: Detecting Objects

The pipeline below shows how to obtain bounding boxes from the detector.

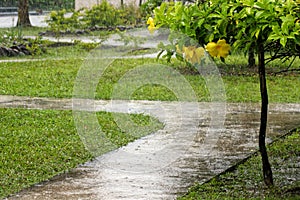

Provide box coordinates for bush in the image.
[83,0,120,27]
[118,4,143,25]
[152,0,300,63]
[141,0,163,17]
[46,0,143,34]
[47,9,82,34]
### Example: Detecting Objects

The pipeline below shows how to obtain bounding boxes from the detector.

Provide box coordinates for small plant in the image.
[118,4,143,25]
[46,9,82,36]
[26,36,46,56]
[0,28,24,47]
[45,1,144,36]
[141,0,163,17]
[83,1,119,27]
[0,28,46,57]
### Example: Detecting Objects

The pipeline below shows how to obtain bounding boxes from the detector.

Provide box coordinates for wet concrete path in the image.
[1,95,300,199]
[0,14,48,28]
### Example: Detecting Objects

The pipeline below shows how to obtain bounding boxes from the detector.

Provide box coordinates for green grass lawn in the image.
[0,108,162,199]
[0,27,48,38]
[0,48,299,103]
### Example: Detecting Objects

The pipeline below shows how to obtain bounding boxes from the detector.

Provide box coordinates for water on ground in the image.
[1,96,299,199]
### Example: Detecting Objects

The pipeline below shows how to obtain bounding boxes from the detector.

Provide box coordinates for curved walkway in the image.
[0,14,48,28]
[1,95,300,199]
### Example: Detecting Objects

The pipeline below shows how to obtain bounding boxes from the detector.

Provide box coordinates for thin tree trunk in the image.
[17,0,31,27]
[248,47,255,67]
[257,37,273,186]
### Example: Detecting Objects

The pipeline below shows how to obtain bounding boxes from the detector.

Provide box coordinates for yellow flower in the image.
[206,39,231,58]
[147,17,154,25]
[183,46,205,64]
[147,17,157,34]
[148,23,157,34]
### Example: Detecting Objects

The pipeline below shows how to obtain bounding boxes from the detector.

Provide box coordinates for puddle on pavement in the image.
[2,99,299,200]
[0,95,72,110]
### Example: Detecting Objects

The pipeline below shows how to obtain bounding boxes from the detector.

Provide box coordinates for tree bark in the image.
[257,37,273,186]
[248,47,255,67]
[17,0,31,27]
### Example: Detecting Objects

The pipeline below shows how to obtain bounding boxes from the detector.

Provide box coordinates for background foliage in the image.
[46,0,143,33]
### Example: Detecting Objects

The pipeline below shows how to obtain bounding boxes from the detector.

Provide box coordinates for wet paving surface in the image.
[23,28,167,50]
[1,96,299,199]
[0,14,48,28]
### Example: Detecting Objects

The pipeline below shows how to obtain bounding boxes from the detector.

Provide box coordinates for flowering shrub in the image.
[147,0,300,187]
[149,0,300,64]
[146,16,231,65]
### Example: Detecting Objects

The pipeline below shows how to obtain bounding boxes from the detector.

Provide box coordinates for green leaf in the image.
[255,10,265,18]
[175,53,184,62]
[204,24,212,31]
[208,14,223,19]
[280,36,287,47]
[255,29,260,38]
[208,33,215,42]
[245,7,252,15]
[268,34,281,41]
[197,18,205,27]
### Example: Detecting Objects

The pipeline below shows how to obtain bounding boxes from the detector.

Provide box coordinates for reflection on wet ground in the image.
[1,96,299,200]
